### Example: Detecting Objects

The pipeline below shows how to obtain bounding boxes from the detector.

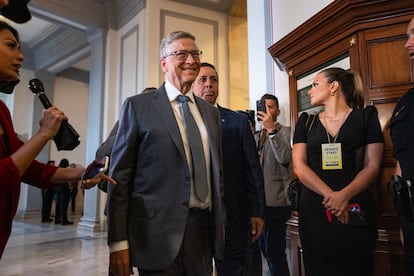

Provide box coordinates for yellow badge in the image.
[321,143,342,170]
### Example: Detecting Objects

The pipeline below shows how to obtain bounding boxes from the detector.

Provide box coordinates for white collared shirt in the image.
[165,80,211,209]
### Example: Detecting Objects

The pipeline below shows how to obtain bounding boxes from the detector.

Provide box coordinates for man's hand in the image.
[80,159,117,189]
[81,173,116,189]
[250,217,264,242]
[257,110,276,133]
[109,249,133,276]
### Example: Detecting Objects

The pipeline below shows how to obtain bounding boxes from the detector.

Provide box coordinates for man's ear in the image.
[160,59,167,73]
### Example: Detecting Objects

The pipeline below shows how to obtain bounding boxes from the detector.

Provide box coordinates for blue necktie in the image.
[177,95,208,202]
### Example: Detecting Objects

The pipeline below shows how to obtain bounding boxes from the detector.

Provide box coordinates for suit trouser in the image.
[215,227,262,276]
[259,206,291,276]
[55,190,70,223]
[138,208,213,276]
[41,188,53,220]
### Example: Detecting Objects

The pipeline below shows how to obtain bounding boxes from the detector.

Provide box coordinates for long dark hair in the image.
[0,21,20,42]
[320,67,364,109]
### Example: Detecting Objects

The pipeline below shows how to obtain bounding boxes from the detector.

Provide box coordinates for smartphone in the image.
[256,99,266,121]
[256,99,266,113]
[82,156,109,180]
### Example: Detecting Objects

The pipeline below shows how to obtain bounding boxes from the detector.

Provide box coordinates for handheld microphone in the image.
[28,78,81,151]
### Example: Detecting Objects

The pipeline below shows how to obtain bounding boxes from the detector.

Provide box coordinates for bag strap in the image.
[305,113,317,132]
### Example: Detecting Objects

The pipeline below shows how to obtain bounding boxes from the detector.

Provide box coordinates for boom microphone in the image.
[28,78,80,151]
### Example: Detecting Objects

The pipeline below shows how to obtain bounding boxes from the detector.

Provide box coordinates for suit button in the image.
[182,202,189,207]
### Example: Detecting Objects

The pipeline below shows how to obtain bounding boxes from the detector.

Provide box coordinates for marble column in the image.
[78,28,107,232]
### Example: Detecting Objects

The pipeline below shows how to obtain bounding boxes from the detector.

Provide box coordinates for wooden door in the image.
[357,21,413,276]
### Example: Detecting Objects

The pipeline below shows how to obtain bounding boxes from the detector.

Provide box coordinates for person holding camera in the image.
[256,94,292,276]
[389,16,414,276]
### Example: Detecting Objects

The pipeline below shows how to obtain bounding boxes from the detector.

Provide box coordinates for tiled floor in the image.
[0,216,273,276]
[0,216,109,276]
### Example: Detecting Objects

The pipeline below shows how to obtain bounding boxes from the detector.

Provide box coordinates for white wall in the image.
[247,0,334,128]
[11,69,35,142]
[50,77,89,166]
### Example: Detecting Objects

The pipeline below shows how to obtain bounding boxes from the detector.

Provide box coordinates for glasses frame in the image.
[164,50,203,60]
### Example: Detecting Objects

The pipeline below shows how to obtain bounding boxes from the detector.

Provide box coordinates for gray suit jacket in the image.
[258,122,292,207]
[107,84,225,270]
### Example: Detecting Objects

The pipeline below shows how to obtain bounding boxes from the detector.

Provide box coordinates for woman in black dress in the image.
[292,67,384,276]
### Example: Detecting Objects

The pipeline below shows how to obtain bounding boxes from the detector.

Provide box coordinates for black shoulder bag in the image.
[287,113,317,211]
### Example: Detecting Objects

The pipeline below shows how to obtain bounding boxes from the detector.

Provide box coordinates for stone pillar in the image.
[78,28,107,232]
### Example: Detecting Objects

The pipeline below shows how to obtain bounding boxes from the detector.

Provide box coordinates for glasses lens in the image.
[176,52,187,59]
[191,51,201,59]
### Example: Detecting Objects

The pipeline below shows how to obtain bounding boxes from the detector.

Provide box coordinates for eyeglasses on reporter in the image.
[164,50,203,60]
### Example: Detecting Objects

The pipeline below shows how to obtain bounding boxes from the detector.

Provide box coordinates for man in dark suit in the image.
[107,31,225,276]
[192,62,265,276]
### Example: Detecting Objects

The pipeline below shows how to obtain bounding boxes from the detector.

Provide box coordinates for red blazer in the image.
[0,100,57,258]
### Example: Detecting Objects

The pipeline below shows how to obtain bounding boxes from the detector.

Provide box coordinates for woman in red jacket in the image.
[0,21,112,259]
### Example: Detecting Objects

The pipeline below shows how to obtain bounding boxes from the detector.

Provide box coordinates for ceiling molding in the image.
[169,0,234,13]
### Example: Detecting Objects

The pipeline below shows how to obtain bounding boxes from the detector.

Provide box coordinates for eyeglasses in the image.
[164,50,203,60]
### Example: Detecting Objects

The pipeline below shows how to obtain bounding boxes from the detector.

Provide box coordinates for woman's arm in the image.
[292,142,333,198]
[10,107,66,177]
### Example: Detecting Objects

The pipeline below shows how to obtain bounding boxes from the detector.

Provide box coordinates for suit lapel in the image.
[217,105,228,128]
[195,97,216,139]
[152,86,187,162]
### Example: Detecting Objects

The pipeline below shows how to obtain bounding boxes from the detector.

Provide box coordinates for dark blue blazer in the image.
[218,105,265,234]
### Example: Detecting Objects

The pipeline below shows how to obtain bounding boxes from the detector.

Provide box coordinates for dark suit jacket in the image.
[107,84,225,270]
[95,121,119,193]
[218,106,265,234]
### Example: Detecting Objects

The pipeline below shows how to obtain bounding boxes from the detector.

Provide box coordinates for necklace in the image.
[323,108,351,143]
[323,113,342,122]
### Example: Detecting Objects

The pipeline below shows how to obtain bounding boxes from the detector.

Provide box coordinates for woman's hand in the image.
[322,190,350,217]
[38,107,68,139]
[334,209,349,224]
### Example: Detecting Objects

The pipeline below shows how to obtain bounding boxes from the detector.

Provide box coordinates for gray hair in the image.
[159,31,196,58]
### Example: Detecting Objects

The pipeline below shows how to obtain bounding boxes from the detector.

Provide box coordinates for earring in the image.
[330,91,336,96]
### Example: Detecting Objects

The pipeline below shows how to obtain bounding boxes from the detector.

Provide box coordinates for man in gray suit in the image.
[107,31,225,276]
[256,94,292,276]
